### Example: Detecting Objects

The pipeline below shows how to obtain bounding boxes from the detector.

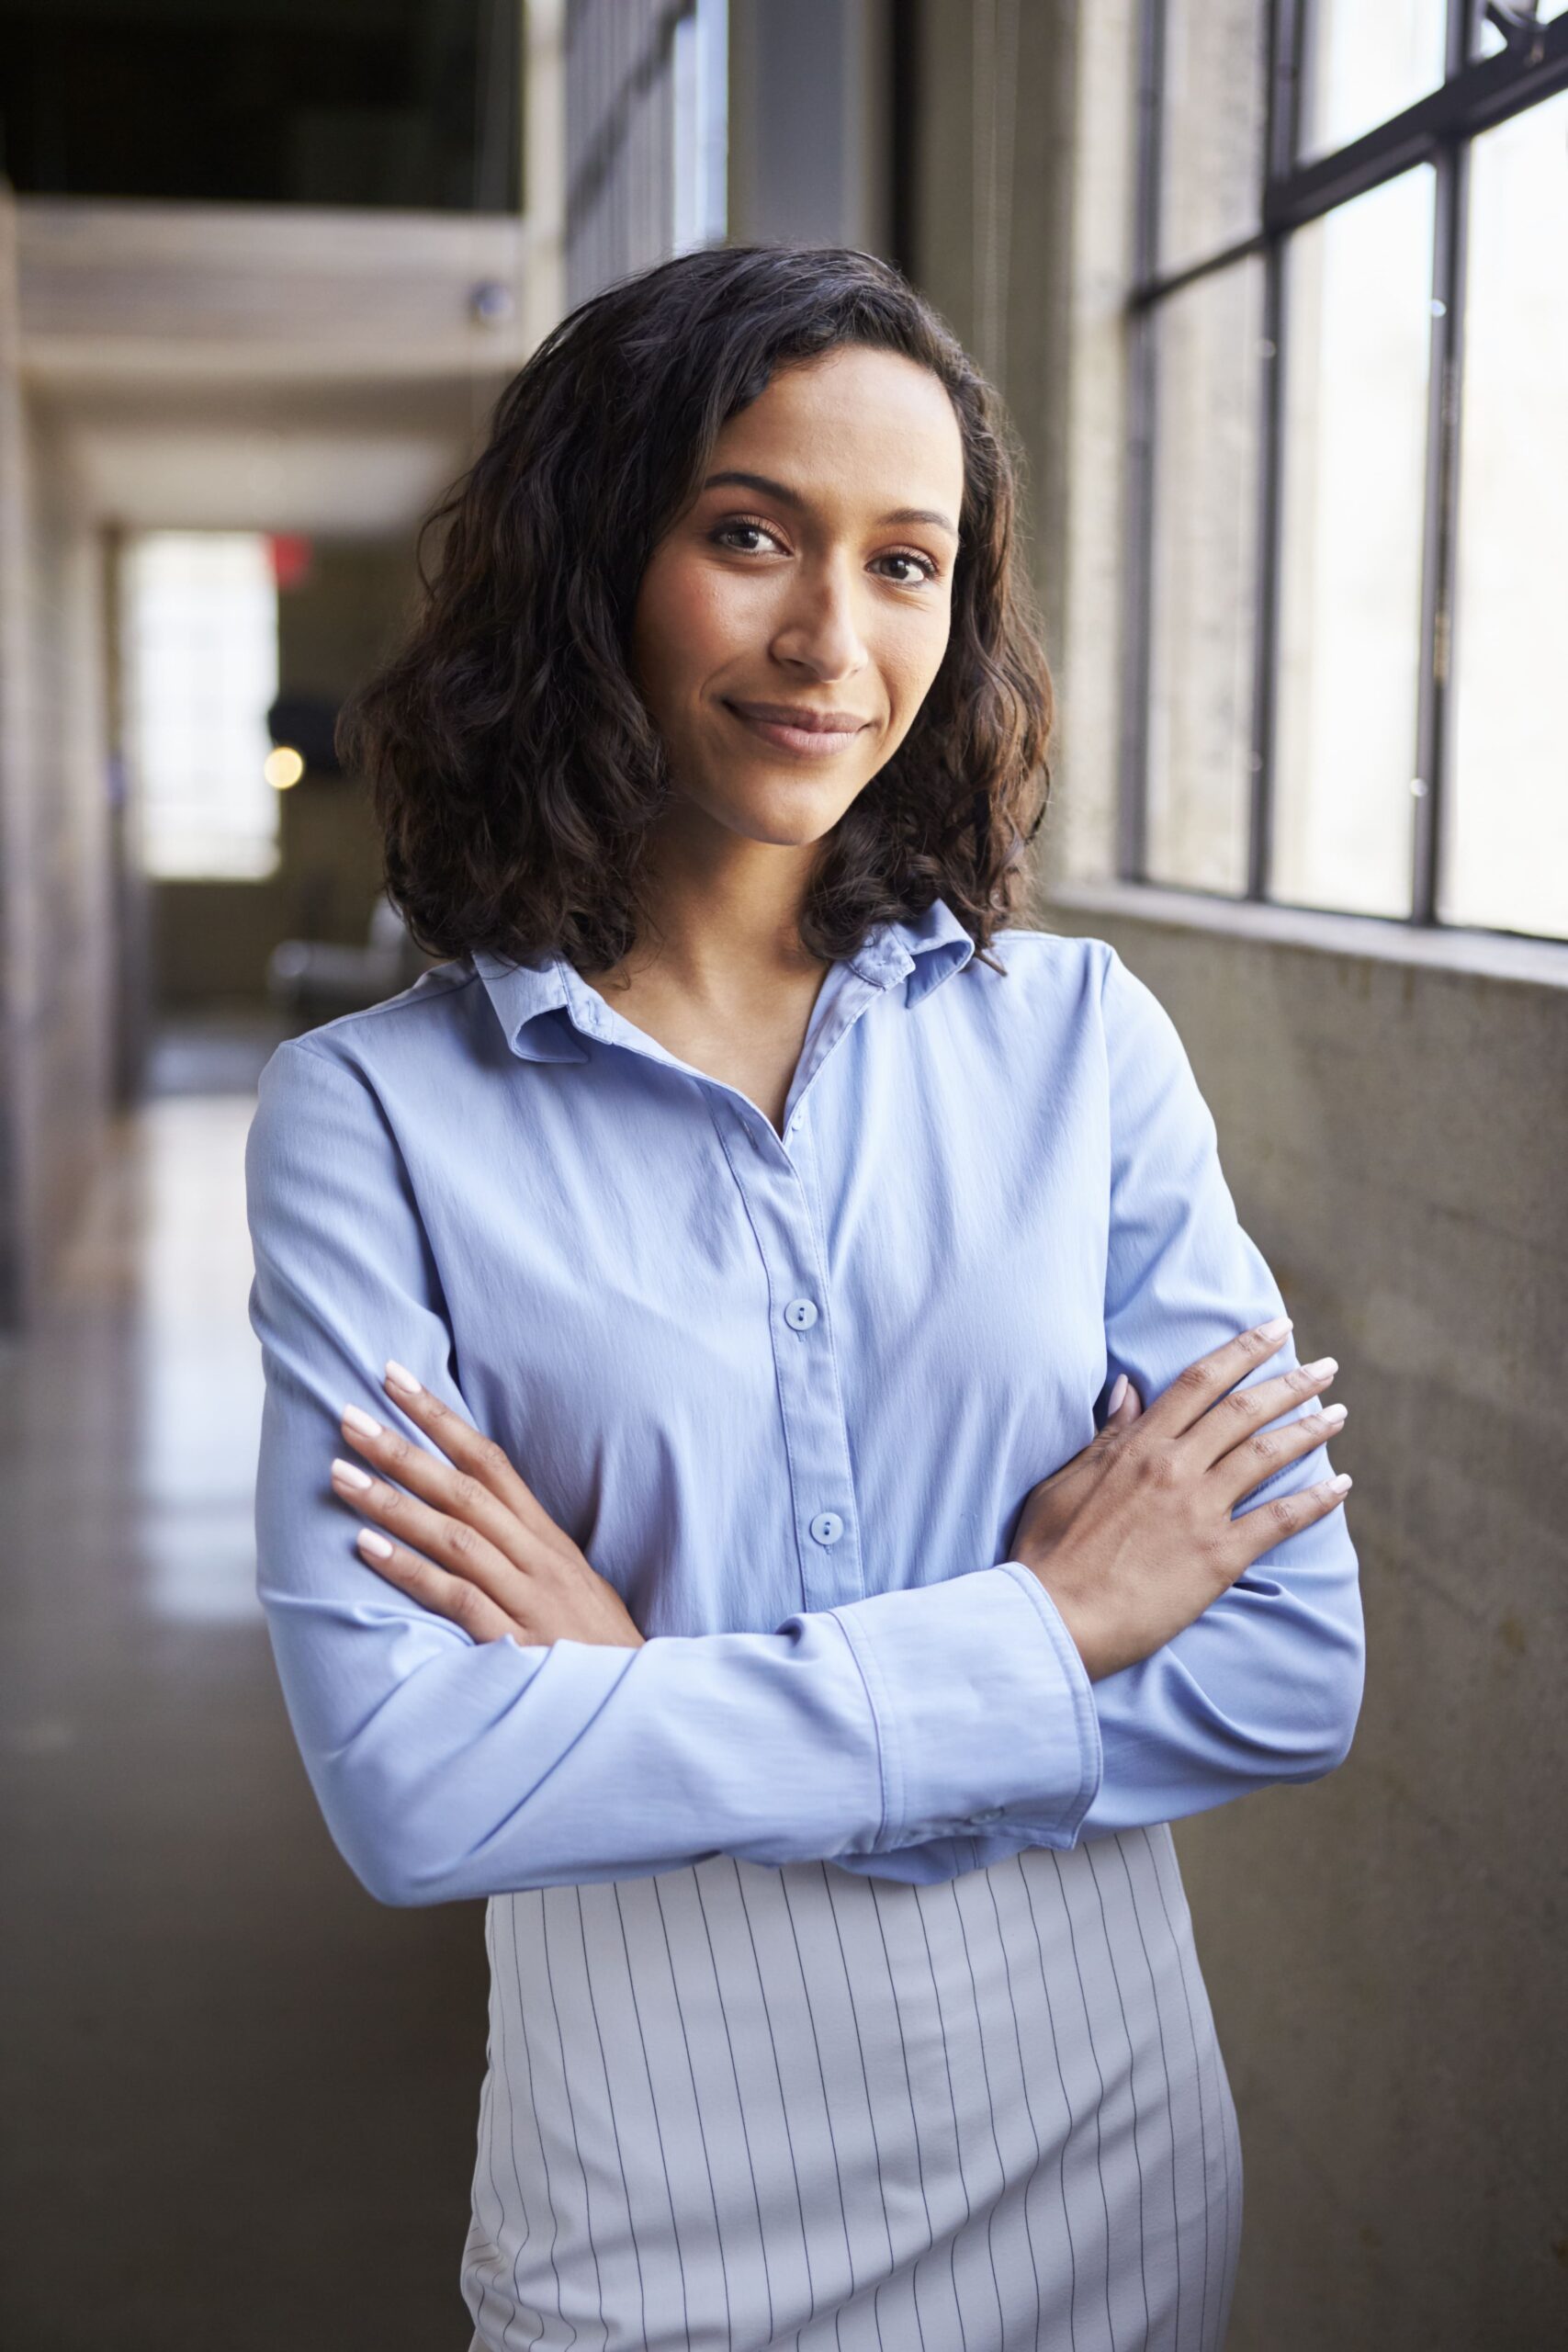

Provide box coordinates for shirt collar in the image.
[468,896,976,1064]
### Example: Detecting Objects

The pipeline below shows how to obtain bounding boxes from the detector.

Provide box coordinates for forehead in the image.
[709,346,964,512]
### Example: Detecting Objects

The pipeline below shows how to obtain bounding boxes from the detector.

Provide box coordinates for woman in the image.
[245,244,1362,2351]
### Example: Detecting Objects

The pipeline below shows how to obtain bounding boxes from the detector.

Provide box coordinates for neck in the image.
[594,816,829,1008]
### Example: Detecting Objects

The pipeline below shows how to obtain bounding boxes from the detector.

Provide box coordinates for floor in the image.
[0,1018,489,2351]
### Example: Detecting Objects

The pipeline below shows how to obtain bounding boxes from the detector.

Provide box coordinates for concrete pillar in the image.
[727,0,894,255]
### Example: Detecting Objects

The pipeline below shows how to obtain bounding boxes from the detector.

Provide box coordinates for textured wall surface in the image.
[1043,897,1568,2351]
[0,188,117,1328]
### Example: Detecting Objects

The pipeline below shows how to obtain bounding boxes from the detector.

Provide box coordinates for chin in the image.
[705,775,862,847]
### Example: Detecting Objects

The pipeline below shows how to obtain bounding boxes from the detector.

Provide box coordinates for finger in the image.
[1212,1400,1348,1510]
[1102,1374,1145,1431]
[1186,1354,1339,1473]
[354,1524,525,1645]
[339,1401,547,1572]
[1139,1314,1294,1439]
[331,1453,529,1613]
[379,1364,564,1545]
[1225,1470,1352,1569]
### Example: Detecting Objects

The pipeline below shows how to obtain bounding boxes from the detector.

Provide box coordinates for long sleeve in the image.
[1059,947,1365,1838]
[245,1039,1102,1905]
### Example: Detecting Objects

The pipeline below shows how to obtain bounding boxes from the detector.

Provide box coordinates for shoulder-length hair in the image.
[339,243,1053,978]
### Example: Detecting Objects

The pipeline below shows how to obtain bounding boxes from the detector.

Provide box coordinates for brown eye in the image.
[875,551,940,587]
[710,518,788,556]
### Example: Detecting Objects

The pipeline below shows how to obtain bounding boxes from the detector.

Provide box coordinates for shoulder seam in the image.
[283,966,481,1050]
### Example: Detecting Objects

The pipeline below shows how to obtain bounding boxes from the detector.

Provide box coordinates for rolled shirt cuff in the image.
[829,1560,1103,1852]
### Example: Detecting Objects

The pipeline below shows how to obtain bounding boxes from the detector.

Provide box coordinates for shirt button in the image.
[784,1297,818,1330]
[970,1807,1005,1826]
[808,1510,843,1546]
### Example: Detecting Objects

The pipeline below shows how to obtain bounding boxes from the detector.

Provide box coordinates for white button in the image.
[784,1297,818,1330]
[970,1807,1005,1826]
[808,1510,843,1545]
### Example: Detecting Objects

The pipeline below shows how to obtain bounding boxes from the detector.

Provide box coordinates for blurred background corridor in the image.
[0,5,1564,2347]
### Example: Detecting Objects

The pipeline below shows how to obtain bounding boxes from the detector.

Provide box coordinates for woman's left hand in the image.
[330,1362,646,1649]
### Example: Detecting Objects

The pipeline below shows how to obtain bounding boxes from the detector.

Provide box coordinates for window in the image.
[672,0,729,254]
[1127,1,1568,941]
[122,533,281,883]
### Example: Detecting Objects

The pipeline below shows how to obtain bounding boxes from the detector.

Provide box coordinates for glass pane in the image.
[123,533,281,881]
[1301,0,1447,161]
[1442,89,1568,939]
[1157,0,1269,277]
[1271,168,1434,919]
[1475,2,1568,60]
[1145,259,1264,894]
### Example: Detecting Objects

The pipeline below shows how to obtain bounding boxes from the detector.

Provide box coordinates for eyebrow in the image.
[701,469,960,541]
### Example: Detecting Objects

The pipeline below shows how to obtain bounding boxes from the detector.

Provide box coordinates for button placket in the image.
[708,1093,863,1615]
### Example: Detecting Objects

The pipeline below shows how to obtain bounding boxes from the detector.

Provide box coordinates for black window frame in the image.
[1122,0,1568,934]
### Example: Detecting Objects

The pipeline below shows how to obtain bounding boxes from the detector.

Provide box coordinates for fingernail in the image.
[332,1457,373,1490]
[1326,1472,1352,1494]
[357,1527,394,1557]
[1107,1373,1129,1414]
[342,1405,382,1439]
[384,1360,422,1396]
[1303,1355,1337,1380]
[1316,1402,1348,1426]
[1257,1315,1292,1342]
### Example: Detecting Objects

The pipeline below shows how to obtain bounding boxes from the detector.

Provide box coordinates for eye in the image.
[709,516,790,556]
[874,550,941,588]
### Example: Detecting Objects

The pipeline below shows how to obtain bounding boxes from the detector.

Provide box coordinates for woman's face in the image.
[629,345,964,852]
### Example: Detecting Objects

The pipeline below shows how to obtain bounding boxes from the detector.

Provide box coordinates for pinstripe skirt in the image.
[462,1826,1241,2350]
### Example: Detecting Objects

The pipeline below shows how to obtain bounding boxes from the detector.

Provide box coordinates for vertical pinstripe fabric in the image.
[462,1826,1241,2351]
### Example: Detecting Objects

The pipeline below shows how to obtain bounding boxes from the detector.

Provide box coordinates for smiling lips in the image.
[724,698,874,755]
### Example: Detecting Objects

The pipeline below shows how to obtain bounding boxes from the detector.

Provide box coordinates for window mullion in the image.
[1247,0,1303,903]
[1247,243,1286,904]
[1411,137,1468,925]
[1119,0,1165,882]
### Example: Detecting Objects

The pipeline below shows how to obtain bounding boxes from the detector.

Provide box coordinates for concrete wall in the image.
[0,187,118,1329]
[728,0,892,255]
[908,6,1568,2346]
[1047,891,1568,2351]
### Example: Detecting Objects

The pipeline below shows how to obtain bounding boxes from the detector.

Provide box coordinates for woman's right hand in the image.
[1010,1319,1350,1681]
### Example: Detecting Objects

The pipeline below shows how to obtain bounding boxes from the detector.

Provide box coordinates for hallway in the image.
[0,1035,488,2350]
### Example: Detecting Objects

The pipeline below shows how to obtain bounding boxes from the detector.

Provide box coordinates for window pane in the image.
[123,533,280,881]
[1442,89,1568,939]
[1271,167,1434,918]
[1145,259,1264,895]
[1157,0,1268,277]
[1301,0,1447,161]
[671,0,728,254]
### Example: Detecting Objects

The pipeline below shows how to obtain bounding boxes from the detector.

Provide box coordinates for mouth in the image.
[722,699,874,758]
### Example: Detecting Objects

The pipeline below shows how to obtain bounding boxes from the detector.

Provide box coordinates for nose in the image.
[769,551,870,684]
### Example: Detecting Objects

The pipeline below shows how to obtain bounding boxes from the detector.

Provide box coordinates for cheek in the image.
[878,607,953,729]
[635,557,760,702]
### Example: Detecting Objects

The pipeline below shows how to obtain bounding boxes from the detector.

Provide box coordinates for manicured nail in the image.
[1257,1315,1292,1342]
[1303,1356,1337,1380]
[332,1457,373,1490]
[1316,1402,1348,1426]
[384,1360,423,1396]
[342,1405,382,1439]
[1325,1473,1352,1495]
[1107,1373,1129,1414]
[357,1527,394,1557]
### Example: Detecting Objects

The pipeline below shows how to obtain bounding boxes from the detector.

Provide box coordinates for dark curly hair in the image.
[338,243,1054,979]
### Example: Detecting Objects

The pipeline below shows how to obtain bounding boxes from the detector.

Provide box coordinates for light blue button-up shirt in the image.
[244,899,1363,1906]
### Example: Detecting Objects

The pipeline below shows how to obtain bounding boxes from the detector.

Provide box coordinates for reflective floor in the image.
[0,1028,488,2350]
